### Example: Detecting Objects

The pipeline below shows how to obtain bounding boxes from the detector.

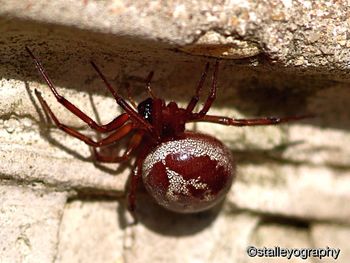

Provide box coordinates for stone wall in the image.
[1,1,349,262]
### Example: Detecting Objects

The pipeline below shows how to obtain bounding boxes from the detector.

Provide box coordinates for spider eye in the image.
[137,98,153,122]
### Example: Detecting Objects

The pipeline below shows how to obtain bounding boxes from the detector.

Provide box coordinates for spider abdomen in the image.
[142,132,235,213]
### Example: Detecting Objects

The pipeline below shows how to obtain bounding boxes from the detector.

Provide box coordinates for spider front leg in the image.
[26,47,129,133]
[190,114,313,126]
[90,61,156,135]
[35,90,134,147]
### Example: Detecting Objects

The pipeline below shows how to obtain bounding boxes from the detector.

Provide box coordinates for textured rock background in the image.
[0,0,350,263]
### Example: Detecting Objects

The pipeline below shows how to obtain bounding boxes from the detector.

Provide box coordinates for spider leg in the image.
[185,62,210,113]
[125,82,138,109]
[26,47,128,133]
[189,114,313,126]
[35,90,134,147]
[90,61,156,136]
[128,156,143,213]
[193,60,219,117]
[127,144,151,214]
[93,131,144,163]
[128,162,140,213]
[124,70,155,108]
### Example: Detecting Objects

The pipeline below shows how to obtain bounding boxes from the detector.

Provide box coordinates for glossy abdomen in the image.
[142,132,235,213]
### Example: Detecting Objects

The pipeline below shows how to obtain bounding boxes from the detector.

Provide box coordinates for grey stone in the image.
[0,184,67,263]
[1,1,350,263]
[311,223,350,263]
[125,206,260,263]
[55,200,125,263]
[249,223,313,263]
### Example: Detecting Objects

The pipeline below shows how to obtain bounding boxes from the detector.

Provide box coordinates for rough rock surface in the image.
[0,1,350,263]
[0,184,67,263]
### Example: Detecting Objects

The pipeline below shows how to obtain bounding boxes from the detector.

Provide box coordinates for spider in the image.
[26,47,309,214]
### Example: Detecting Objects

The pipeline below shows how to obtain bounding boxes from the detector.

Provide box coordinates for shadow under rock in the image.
[231,139,350,172]
[5,17,349,133]
[130,188,223,236]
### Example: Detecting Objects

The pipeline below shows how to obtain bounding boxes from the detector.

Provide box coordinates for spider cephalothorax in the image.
[26,47,309,214]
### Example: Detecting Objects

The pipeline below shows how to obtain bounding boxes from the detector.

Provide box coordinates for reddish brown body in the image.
[26,47,309,215]
[133,96,236,213]
[143,132,234,213]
